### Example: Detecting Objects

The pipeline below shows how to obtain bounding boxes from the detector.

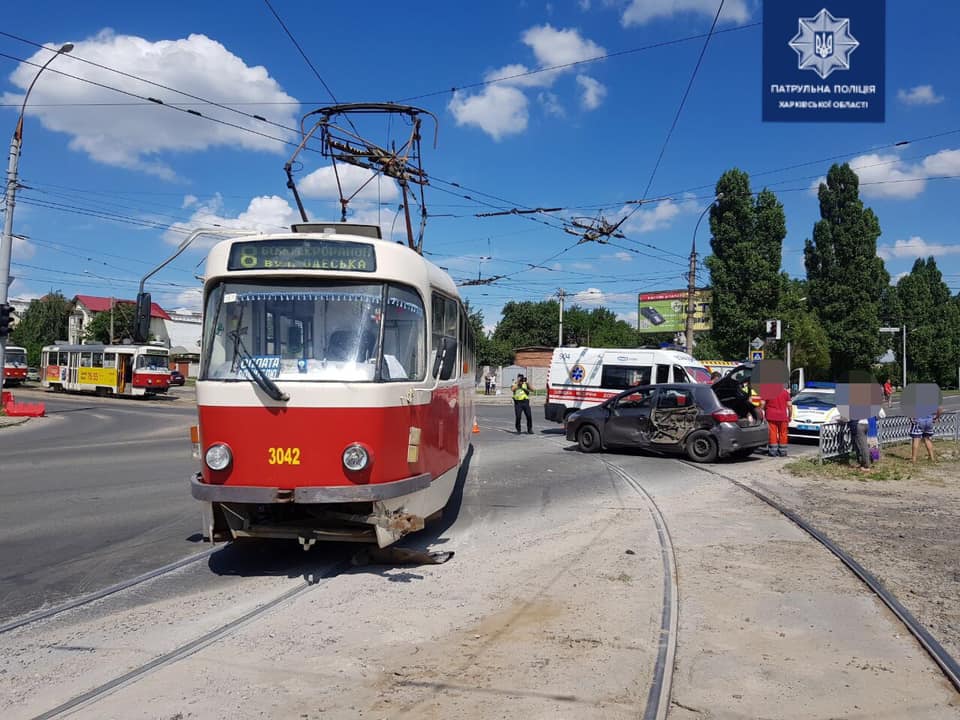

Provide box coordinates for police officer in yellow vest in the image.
[512,374,533,434]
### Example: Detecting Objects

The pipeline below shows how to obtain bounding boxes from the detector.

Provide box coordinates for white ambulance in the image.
[544,346,713,423]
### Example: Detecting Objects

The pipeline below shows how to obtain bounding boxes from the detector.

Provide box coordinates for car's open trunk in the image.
[712,379,763,426]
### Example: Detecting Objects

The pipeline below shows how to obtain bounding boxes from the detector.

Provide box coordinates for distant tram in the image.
[41,343,171,396]
[2,345,28,386]
[189,223,475,548]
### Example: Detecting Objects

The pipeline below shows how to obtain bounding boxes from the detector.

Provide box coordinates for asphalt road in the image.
[0,386,200,622]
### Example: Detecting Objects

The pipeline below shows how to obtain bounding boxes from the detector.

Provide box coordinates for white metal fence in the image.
[818,412,960,460]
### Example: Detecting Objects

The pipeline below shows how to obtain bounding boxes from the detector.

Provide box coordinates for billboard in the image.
[762,0,885,123]
[637,290,712,334]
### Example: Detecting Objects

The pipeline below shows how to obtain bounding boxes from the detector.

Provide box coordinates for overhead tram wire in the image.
[4,31,956,220]
[396,22,760,103]
[618,0,726,234]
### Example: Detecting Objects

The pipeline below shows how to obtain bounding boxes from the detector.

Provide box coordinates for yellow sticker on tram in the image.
[268,447,301,465]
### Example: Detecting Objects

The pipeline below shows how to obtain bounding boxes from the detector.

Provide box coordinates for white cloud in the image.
[808,148,960,200]
[877,236,960,261]
[12,236,36,261]
[576,75,607,110]
[448,85,529,140]
[1,30,298,178]
[537,91,565,117]
[618,310,638,326]
[182,194,198,208]
[522,24,604,68]
[621,195,699,234]
[579,0,591,9]
[921,148,960,176]
[448,25,605,140]
[622,0,751,26]
[614,251,633,262]
[484,63,553,89]
[570,262,594,270]
[897,85,945,106]
[164,194,299,248]
[172,288,203,310]
[299,164,400,202]
[573,287,606,306]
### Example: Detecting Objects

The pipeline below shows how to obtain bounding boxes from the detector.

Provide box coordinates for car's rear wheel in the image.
[577,424,602,453]
[686,430,718,463]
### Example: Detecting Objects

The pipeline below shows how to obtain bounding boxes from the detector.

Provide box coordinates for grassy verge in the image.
[784,439,959,483]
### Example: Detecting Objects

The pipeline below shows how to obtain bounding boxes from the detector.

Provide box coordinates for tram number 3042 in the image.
[268,447,301,465]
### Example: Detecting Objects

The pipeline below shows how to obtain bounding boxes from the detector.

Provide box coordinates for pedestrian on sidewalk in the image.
[512,374,533,434]
[883,379,893,406]
[761,383,792,457]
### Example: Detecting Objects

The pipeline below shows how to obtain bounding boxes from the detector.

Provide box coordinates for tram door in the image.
[118,354,130,394]
[68,351,80,387]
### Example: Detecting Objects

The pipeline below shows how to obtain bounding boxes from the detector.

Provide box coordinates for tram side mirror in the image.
[134,292,152,343]
[432,336,458,380]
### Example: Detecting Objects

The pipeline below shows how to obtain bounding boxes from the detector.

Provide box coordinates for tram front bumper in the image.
[190,472,432,504]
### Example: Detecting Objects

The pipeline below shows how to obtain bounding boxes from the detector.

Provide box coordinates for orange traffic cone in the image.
[472,417,480,434]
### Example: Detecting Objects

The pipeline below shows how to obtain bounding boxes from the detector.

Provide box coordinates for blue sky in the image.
[2,1,958,332]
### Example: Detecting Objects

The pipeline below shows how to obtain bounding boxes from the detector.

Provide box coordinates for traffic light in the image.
[0,303,11,339]
[134,292,152,343]
[765,319,781,340]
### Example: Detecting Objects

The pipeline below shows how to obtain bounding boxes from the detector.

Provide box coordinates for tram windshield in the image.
[136,352,169,370]
[6,348,27,366]
[201,281,427,383]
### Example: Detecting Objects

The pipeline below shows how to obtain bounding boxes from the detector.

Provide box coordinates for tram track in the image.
[27,558,351,720]
[0,548,217,635]
[677,458,960,694]
[525,417,960,702]
[505,421,679,719]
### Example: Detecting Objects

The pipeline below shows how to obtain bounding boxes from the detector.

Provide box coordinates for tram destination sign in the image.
[228,239,377,272]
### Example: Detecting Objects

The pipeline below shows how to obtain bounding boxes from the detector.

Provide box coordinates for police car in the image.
[788,381,838,437]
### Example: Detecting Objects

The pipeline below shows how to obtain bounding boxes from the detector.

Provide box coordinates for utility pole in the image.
[684,244,697,355]
[557,288,566,347]
[1,43,73,382]
[685,195,720,354]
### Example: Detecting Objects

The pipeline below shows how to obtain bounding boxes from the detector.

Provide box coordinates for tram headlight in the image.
[205,443,233,471]
[342,444,370,472]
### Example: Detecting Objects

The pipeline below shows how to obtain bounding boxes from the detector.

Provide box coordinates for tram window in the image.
[104,352,116,369]
[93,353,104,368]
[383,284,426,381]
[431,293,460,378]
[80,352,92,368]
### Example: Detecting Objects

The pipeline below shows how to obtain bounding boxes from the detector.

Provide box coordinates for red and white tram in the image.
[190,223,475,548]
[41,343,171,396]
[3,345,28,386]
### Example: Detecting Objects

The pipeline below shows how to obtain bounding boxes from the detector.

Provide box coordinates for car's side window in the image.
[657,389,694,409]
[618,388,654,409]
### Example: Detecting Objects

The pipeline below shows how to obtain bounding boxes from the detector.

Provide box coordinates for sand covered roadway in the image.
[1,405,957,718]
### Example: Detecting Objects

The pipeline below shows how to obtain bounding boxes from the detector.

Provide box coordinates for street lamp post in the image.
[880,325,907,389]
[685,194,721,354]
[0,42,73,380]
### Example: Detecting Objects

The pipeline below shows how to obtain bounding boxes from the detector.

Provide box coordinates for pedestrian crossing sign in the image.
[751,350,764,361]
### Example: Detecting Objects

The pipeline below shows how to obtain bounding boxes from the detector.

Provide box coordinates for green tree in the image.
[10,292,72,365]
[804,163,889,379]
[464,301,512,367]
[83,302,139,344]
[493,300,561,349]
[889,257,960,385]
[763,277,831,378]
[704,169,786,359]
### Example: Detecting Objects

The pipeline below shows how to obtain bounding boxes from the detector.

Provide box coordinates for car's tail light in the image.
[712,409,739,423]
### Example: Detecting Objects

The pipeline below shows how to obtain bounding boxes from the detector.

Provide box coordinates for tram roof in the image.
[41,343,169,353]
[202,226,460,299]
